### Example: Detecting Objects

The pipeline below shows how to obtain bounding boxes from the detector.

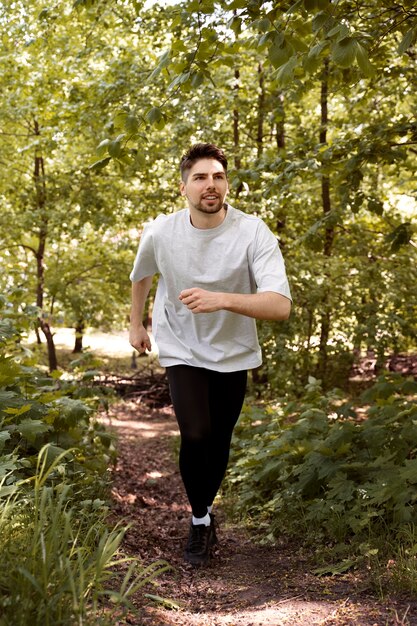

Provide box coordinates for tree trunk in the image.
[73,320,84,353]
[35,327,42,344]
[316,59,334,382]
[233,67,244,197]
[33,120,58,372]
[256,63,265,158]
[276,91,285,150]
[275,91,287,238]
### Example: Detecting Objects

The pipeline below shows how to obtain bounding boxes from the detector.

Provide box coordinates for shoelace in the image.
[189,525,210,552]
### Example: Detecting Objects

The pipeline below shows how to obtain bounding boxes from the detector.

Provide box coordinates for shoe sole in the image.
[184,552,210,567]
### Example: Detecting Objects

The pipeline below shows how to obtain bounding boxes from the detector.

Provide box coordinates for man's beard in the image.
[193,198,225,214]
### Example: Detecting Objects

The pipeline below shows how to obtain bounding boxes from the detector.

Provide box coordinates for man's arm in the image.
[179,288,291,321]
[129,276,154,353]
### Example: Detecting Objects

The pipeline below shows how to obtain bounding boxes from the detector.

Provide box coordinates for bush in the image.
[0,447,170,626]
[226,374,417,542]
[0,300,169,623]
[0,301,113,500]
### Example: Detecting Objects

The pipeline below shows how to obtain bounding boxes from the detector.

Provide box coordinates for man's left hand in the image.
[179,288,223,313]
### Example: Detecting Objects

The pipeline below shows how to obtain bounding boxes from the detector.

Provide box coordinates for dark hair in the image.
[180,143,228,181]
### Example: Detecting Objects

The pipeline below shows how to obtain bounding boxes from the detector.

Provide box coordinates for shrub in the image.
[226,374,417,542]
[0,300,113,500]
[0,299,169,623]
[0,447,170,626]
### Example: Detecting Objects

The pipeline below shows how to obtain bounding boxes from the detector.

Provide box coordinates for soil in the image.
[102,398,417,626]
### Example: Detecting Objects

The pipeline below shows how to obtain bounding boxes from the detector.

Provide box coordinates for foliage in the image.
[1,0,416,381]
[0,302,170,623]
[0,300,113,499]
[227,374,417,544]
[0,447,170,626]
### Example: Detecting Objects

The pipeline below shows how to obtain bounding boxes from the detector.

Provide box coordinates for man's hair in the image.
[180,143,228,181]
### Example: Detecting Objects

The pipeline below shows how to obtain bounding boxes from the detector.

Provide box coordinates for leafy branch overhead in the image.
[1,0,416,379]
[84,1,416,255]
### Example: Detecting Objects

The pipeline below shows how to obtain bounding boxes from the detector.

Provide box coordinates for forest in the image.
[0,0,416,624]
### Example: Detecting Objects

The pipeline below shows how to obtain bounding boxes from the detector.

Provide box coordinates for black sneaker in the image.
[209,513,219,546]
[184,523,212,566]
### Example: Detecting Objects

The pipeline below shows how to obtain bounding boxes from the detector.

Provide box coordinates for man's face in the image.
[180,158,228,215]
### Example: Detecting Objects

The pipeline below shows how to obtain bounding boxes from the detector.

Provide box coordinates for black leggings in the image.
[166,365,247,518]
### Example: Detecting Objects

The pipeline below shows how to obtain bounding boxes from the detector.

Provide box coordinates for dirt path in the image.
[103,398,416,626]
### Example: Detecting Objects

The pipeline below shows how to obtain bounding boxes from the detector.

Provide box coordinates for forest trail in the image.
[102,398,415,626]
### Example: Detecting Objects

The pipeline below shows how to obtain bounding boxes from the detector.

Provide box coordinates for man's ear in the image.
[179,181,185,196]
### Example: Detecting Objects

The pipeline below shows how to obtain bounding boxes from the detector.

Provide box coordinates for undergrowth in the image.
[0,298,169,624]
[225,374,417,596]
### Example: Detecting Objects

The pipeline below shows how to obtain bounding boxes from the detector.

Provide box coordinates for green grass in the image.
[0,446,170,626]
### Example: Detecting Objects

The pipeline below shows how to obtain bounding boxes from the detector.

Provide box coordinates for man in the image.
[129,143,291,566]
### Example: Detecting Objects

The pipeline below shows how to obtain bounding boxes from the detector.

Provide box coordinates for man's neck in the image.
[188,205,227,230]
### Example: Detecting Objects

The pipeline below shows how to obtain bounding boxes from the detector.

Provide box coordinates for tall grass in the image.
[0,446,170,626]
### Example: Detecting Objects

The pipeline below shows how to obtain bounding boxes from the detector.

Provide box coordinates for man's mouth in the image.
[202,195,219,200]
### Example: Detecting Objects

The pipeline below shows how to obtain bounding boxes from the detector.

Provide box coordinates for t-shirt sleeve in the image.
[129,222,159,282]
[252,220,292,300]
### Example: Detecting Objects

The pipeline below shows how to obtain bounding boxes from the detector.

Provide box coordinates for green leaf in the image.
[275,56,298,86]
[304,0,330,10]
[191,71,205,88]
[303,41,328,73]
[367,197,384,216]
[54,397,91,426]
[0,455,18,476]
[0,391,19,411]
[146,107,163,125]
[312,11,329,33]
[228,16,242,35]
[125,114,139,134]
[107,141,120,158]
[0,431,11,451]
[146,107,166,130]
[228,0,249,8]
[269,40,292,68]
[355,42,375,76]
[312,558,356,576]
[144,594,181,610]
[385,222,412,252]
[257,18,272,33]
[286,0,303,14]
[96,138,110,157]
[147,50,171,82]
[89,157,111,172]
[3,404,32,417]
[331,37,357,68]
[398,29,416,55]
[0,484,18,498]
[17,419,51,443]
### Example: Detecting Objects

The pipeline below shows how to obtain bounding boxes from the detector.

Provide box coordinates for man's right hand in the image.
[129,325,152,354]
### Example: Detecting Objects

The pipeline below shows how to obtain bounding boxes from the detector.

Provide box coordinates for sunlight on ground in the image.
[27,327,157,357]
[212,601,335,625]
[101,415,178,439]
[151,600,341,625]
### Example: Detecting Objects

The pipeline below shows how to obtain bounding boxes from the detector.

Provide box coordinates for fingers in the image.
[130,333,152,353]
[131,342,147,354]
[178,288,194,302]
[179,288,219,313]
[179,288,200,311]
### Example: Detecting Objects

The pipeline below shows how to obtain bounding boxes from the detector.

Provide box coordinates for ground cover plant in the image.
[0,302,168,625]
[225,374,417,595]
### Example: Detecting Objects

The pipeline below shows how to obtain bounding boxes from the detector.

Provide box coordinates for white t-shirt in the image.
[130,204,291,372]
